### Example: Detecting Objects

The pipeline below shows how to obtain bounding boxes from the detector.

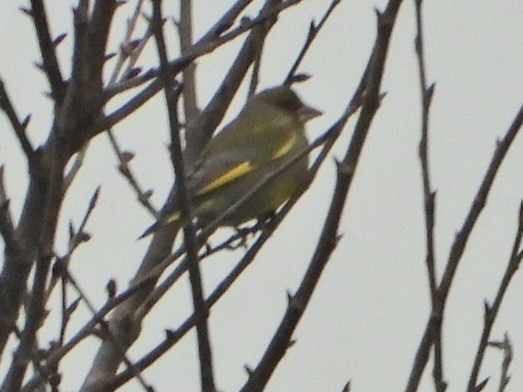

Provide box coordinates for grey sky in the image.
[1,1,522,391]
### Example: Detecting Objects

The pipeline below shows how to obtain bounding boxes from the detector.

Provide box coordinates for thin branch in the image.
[406,102,523,391]
[21,278,155,392]
[151,2,215,392]
[198,0,255,42]
[29,0,66,103]
[106,7,157,216]
[178,0,200,122]
[111,135,158,216]
[0,78,35,160]
[106,81,360,390]
[239,2,402,390]
[44,187,101,302]
[80,2,303,388]
[0,167,17,253]
[413,0,444,389]
[64,271,153,391]
[467,203,523,391]
[488,333,512,392]
[285,0,342,83]
[64,0,150,193]
[103,0,302,102]
[109,0,147,85]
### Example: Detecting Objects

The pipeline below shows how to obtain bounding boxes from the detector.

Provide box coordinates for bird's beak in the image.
[298,105,323,123]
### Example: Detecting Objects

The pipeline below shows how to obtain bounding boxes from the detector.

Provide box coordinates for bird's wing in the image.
[187,148,259,196]
[188,127,301,197]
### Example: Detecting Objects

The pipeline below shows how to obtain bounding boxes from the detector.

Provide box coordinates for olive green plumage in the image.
[140,85,321,238]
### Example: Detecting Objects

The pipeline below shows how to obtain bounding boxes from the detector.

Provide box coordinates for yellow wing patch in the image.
[273,132,298,160]
[198,161,253,195]
[165,212,182,224]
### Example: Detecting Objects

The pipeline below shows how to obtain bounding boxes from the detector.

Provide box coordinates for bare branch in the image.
[109,0,147,85]
[0,79,35,160]
[0,167,17,253]
[413,0,444,389]
[103,0,303,103]
[44,187,100,303]
[199,0,256,42]
[112,141,157,217]
[239,2,403,390]
[64,270,153,391]
[178,0,200,123]
[21,276,155,392]
[285,0,342,83]
[151,1,215,391]
[488,333,512,392]
[1,253,52,391]
[406,103,523,391]
[467,203,523,391]
[29,0,66,103]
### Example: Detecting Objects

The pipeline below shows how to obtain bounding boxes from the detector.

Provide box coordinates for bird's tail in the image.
[138,221,162,239]
[137,212,182,240]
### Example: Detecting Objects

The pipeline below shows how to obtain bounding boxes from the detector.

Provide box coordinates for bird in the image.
[139,85,322,239]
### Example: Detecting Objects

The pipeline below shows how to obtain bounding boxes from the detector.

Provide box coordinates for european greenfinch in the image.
[140,85,321,238]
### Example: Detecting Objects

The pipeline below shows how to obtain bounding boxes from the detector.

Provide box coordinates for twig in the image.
[109,0,147,85]
[105,2,157,216]
[44,187,100,301]
[0,167,17,253]
[467,203,523,391]
[64,0,158,217]
[198,0,255,42]
[103,0,303,102]
[29,0,66,103]
[488,333,512,392]
[0,78,34,160]
[110,211,293,389]
[21,277,155,392]
[63,270,153,391]
[285,0,342,83]
[110,131,158,216]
